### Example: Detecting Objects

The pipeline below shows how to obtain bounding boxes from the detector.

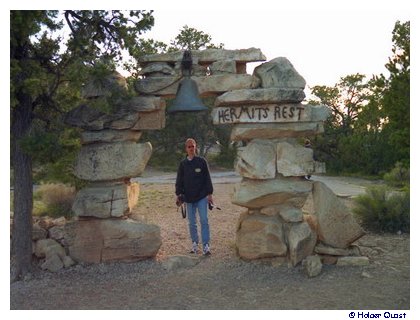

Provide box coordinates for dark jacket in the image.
[175,156,213,203]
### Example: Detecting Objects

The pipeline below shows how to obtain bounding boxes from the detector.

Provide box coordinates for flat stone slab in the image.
[232,177,312,209]
[276,141,317,176]
[236,214,287,260]
[72,182,139,218]
[214,88,305,106]
[74,142,152,181]
[137,48,266,65]
[64,219,162,263]
[230,123,325,141]
[135,74,259,96]
[312,181,365,248]
[235,139,276,179]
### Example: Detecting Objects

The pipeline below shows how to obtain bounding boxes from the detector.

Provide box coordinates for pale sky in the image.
[5,0,414,90]
[134,0,413,90]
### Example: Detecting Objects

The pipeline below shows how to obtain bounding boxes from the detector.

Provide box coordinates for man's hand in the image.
[207,194,214,205]
[176,194,184,207]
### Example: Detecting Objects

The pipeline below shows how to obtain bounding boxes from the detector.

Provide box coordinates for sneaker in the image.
[190,242,199,254]
[203,243,211,256]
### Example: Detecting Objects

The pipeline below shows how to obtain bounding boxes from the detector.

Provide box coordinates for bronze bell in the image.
[167,77,208,113]
[167,50,208,113]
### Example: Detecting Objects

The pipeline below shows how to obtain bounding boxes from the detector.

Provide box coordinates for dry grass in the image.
[33,183,76,218]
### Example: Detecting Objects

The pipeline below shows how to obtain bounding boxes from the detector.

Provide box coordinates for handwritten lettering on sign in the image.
[212,104,307,124]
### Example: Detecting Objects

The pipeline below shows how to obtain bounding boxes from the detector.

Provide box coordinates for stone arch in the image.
[64,48,364,266]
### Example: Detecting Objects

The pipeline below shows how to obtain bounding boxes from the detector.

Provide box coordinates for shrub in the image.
[33,183,76,219]
[353,185,409,233]
[383,162,410,188]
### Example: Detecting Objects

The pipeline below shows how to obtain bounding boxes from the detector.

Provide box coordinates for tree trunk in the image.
[11,92,33,281]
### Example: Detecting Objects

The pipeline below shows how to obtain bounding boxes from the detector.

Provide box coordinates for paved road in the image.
[134,170,377,198]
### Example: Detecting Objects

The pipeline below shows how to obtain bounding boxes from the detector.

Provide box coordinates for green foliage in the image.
[353,185,409,233]
[380,21,410,167]
[64,10,155,62]
[19,125,85,188]
[383,162,409,189]
[212,145,236,169]
[10,9,156,279]
[147,151,185,172]
[143,108,217,169]
[143,105,236,169]
[11,10,155,188]
[309,74,369,135]
[309,20,410,176]
[33,183,76,219]
[168,25,224,51]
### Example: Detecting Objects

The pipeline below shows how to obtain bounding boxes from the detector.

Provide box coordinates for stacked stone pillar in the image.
[64,73,165,263]
[210,57,365,266]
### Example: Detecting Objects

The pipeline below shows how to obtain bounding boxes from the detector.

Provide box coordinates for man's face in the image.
[186,142,196,157]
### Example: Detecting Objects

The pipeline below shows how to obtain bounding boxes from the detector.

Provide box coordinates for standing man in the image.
[175,138,214,255]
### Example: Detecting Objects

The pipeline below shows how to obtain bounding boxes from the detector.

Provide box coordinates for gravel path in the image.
[10,180,410,310]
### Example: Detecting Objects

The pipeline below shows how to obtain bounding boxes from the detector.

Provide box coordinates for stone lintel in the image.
[138,48,267,66]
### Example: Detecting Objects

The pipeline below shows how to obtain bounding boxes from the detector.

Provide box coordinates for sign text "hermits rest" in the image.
[212,104,307,124]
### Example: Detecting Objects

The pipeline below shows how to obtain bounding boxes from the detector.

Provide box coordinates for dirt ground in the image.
[9,180,410,310]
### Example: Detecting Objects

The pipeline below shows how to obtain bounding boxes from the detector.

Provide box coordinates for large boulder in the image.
[276,141,315,177]
[64,219,162,263]
[287,221,317,266]
[312,182,365,248]
[236,214,287,260]
[74,142,152,181]
[232,177,312,209]
[72,182,140,218]
[235,139,276,179]
[253,57,306,89]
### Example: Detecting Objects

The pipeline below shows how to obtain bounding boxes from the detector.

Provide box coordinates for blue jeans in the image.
[186,197,210,245]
